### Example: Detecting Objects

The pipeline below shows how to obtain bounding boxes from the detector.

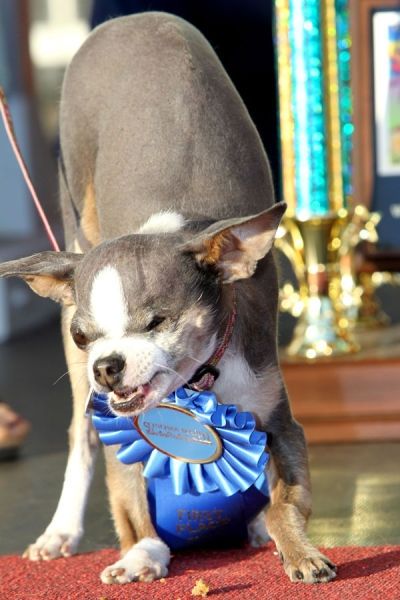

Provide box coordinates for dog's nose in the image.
[93,355,125,389]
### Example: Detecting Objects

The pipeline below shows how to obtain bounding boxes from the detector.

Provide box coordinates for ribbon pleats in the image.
[92,387,269,498]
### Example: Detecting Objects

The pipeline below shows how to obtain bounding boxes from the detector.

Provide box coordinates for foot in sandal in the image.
[0,403,31,459]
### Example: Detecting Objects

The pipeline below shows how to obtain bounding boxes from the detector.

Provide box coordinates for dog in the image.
[0,13,336,584]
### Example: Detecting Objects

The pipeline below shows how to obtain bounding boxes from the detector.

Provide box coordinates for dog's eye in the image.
[145,316,166,332]
[71,328,89,349]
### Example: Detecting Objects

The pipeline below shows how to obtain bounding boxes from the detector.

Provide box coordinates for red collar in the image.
[188,289,237,391]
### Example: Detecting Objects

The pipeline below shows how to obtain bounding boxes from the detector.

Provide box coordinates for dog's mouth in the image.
[110,384,150,413]
[109,371,163,414]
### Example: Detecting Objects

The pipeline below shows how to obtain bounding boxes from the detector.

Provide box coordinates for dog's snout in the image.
[93,354,125,389]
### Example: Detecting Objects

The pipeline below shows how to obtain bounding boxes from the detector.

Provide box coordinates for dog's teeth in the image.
[113,386,137,400]
[108,380,154,415]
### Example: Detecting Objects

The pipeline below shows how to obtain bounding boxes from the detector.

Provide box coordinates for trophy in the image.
[274,0,380,358]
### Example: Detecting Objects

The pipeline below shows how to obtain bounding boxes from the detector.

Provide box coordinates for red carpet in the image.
[0,543,399,600]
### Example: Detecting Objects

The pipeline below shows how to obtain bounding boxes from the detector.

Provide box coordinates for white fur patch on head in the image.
[137,211,185,234]
[90,266,128,337]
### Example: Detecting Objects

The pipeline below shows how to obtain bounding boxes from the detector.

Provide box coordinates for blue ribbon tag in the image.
[92,387,270,549]
[135,404,223,464]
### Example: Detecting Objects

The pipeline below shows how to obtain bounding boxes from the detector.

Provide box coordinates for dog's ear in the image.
[181,202,286,283]
[0,251,84,305]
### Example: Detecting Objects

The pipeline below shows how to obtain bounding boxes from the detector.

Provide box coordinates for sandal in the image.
[0,403,31,459]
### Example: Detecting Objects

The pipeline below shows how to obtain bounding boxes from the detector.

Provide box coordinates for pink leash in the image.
[0,86,60,252]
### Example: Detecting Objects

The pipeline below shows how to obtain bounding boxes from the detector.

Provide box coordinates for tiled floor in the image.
[0,319,399,555]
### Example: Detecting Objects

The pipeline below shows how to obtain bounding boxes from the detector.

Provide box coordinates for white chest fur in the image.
[212,350,282,426]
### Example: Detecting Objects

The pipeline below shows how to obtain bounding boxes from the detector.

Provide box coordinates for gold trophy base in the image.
[285,296,359,360]
[276,208,378,360]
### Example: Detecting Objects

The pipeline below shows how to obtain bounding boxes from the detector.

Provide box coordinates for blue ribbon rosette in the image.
[91,386,269,550]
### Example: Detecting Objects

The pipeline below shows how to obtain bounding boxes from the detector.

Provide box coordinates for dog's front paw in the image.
[100,537,170,585]
[281,547,337,584]
[23,529,82,561]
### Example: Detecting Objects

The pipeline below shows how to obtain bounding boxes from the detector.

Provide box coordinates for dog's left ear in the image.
[181,202,286,283]
[0,251,84,305]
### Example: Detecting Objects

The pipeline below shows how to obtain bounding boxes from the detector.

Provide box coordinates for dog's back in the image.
[59,12,275,246]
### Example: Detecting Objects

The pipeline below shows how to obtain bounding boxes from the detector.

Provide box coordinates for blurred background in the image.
[0,0,399,557]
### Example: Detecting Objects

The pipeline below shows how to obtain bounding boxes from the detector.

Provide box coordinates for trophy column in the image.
[274,0,375,358]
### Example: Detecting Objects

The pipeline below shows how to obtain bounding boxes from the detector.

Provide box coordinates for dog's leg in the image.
[265,394,336,583]
[24,306,98,560]
[248,508,270,548]
[100,453,170,584]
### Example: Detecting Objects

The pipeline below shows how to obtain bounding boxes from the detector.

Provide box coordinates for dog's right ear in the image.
[180,202,286,283]
[0,251,83,306]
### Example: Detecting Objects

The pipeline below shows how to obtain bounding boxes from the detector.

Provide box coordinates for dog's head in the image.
[0,203,285,416]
